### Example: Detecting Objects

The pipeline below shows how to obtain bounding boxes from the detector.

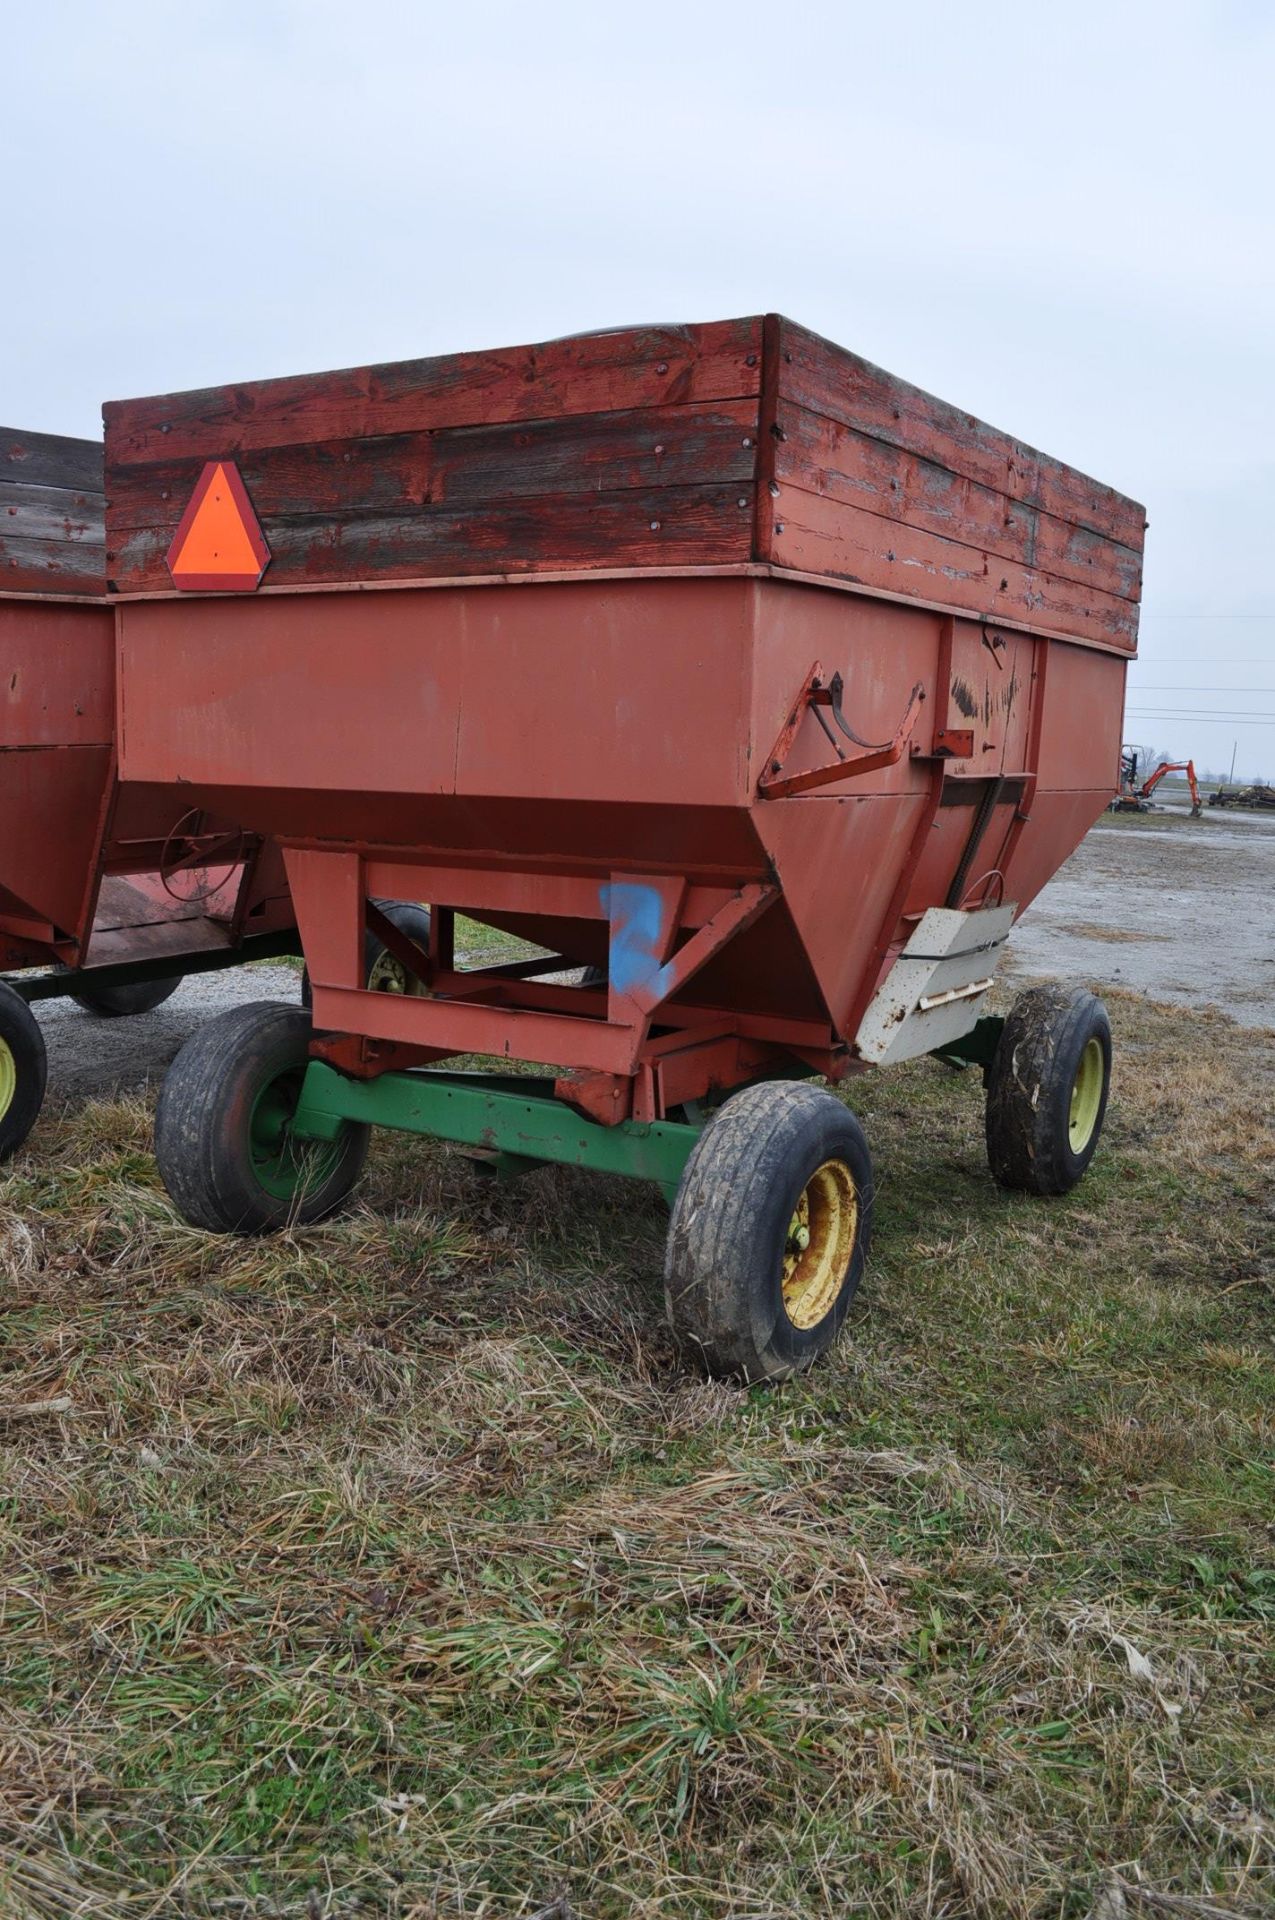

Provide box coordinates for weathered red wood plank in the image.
[104,319,764,466]
[105,402,760,533]
[101,315,1145,637]
[772,405,1142,603]
[2,428,102,494]
[1,533,105,596]
[2,430,104,596]
[0,480,104,545]
[773,319,1146,552]
[764,485,1138,649]
[107,484,755,593]
[432,400,759,507]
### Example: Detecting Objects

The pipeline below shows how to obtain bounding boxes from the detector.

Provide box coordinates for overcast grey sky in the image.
[7,0,1273,776]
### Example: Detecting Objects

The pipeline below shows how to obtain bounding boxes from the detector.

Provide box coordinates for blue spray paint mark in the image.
[600,881,665,997]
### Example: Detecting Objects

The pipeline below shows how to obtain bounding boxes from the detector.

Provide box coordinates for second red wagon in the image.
[0,426,440,1161]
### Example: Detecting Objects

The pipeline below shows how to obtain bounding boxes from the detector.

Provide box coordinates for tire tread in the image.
[986,984,1111,1195]
[155,1001,368,1233]
[0,983,48,1163]
[665,1081,872,1381]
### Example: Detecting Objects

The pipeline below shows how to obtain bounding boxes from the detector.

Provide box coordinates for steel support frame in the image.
[290,1063,701,1202]
[4,926,303,1002]
[757,659,927,800]
[283,846,842,1123]
[929,1013,1004,1077]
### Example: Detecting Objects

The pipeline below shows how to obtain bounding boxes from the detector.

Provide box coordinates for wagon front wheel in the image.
[985,984,1112,1195]
[71,976,181,1018]
[664,1081,873,1383]
[0,983,48,1164]
[154,1002,369,1233]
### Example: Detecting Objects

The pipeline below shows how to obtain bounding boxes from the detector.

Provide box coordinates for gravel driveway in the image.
[37,963,305,1110]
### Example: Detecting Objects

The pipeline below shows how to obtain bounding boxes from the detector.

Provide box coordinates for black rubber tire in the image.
[664,1080,873,1383]
[0,983,48,1164]
[154,1001,369,1234]
[985,984,1112,1196]
[71,976,181,1018]
[300,901,432,1011]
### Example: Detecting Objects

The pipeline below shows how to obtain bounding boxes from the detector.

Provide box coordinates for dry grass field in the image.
[0,981,1272,1918]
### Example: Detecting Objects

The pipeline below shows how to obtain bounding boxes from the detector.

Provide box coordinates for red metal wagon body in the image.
[1,426,296,978]
[105,318,1143,1378]
[0,428,298,1159]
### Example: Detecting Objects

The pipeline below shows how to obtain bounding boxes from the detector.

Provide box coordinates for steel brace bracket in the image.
[758,660,926,800]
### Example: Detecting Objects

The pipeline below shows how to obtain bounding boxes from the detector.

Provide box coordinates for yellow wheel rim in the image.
[367,949,430,996]
[782,1157,859,1330]
[0,1036,16,1123]
[1068,1037,1105,1152]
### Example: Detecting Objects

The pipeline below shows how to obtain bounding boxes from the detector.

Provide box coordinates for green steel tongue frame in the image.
[291,1021,1006,1198]
[290,1063,702,1204]
[286,1021,1003,1201]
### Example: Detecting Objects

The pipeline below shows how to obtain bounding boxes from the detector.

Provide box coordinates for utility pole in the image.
[1228,740,1238,787]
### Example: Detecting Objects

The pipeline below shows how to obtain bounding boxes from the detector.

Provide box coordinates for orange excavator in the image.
[1112,748,1202,816]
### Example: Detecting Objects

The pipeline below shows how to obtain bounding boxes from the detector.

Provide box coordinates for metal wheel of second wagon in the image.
[70,976,182,1018]
[0,983,48,1164]
[300,901,432,1010]
[664,1080,873,1383]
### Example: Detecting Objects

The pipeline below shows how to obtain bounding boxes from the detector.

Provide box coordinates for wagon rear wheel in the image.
[71,976,181,1018]
[664,1081,873,1383]
[0,983,47,1164]
[985,984,1112,1195]
[154,1002,369,1233]
[300,901,432,1010]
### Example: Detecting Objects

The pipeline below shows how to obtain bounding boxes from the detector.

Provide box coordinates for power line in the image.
[1127,685,1275,695]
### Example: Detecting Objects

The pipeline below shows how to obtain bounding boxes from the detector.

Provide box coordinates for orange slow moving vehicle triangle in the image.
[166,461,271,591]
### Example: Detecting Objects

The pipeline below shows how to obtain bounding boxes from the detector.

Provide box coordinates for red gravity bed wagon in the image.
[0,429,431,1161]
[0,426,305,1159]
[97,315,1140,1380]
